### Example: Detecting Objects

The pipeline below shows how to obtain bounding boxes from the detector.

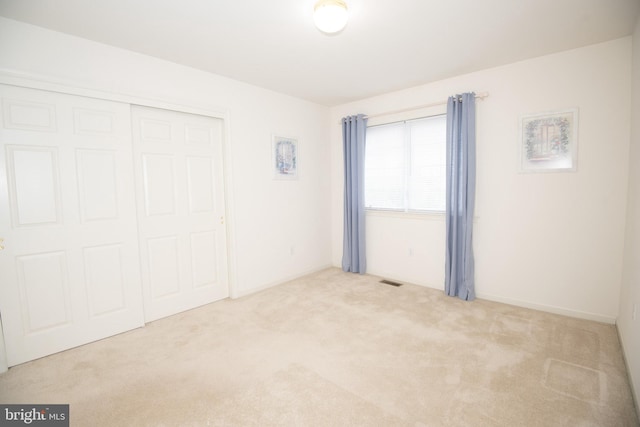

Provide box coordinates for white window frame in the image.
[365,113,447,215]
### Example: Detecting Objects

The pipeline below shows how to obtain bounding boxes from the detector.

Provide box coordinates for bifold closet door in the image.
[0,84,144,366]
[131,106,228,322]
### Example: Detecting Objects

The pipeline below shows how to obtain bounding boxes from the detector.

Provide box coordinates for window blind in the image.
[365,115,446,212]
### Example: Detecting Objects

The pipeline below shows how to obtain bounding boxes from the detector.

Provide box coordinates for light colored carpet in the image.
[0,268,638,426]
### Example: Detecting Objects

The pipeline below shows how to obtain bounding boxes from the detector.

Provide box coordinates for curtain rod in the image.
[360,91,489,121]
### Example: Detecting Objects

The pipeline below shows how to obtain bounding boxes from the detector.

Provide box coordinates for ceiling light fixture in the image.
[313,0,349,34]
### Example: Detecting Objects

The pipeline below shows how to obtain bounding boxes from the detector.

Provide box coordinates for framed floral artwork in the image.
[519,108,578,173]
[273,135,298,179]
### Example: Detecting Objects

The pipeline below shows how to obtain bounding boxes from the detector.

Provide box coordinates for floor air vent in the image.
[380,279,403,287]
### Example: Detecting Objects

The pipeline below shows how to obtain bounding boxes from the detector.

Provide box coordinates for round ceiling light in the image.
[313,0,349,34]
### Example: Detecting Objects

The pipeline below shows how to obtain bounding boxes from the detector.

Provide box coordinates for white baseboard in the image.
[233,264,333,299]
[362,267,441,291]
[615,323,640,420]
[475,292,617,324]
[0,315,7,374]
[362,267,617,324]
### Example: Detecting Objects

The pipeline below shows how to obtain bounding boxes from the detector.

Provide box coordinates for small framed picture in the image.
[519,108,578,173]
[273,135,298,180]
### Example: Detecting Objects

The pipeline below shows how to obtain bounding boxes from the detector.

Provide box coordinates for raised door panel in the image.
[2,99,57,132]
[6,146,61,227]
[142,154,176,217]
[76,149,119,222]
[83,244,126,317]
[140,118,172,143]
[190,231,218,289]
[147,236,181,300]
[73,108,115,136]
[16,251,71,333]
[186,156,215,213]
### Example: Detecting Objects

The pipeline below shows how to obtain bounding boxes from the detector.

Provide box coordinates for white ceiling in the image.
[0,0,638,106]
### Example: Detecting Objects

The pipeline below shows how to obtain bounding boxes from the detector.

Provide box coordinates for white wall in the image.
[0,17,633,324]
[331,38,632,323]
[0,17,332,297]
[618,15,640,413]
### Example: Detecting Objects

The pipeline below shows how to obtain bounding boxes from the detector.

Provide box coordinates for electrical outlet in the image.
[408,248,414,256]
[290,246,295,256]
[633,303,638,321]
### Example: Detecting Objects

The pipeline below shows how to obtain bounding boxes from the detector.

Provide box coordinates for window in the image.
[365,115,446,212]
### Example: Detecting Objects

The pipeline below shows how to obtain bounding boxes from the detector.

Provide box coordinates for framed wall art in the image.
[519,108,578,173]
[273,135,298,179]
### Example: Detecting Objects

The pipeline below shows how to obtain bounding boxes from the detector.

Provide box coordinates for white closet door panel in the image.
[132,105,228,322]
[142,154,176,216]
[186,156,215,213]
[3,99,57,132]
[16,251,71,333]
[190,231,218,288]
[83,243,127,316]
[6,145,61,226]
[0,85,144,366]
[147,235,181,299]
[76,149,119,221]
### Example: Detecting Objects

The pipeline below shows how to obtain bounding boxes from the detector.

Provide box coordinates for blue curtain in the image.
[445,93,476,300]
[342,114,368,273]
